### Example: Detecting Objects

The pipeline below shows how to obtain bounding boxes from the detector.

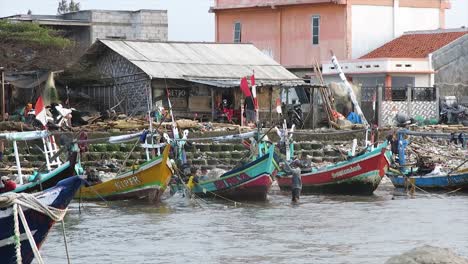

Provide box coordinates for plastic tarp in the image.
[5,71,49,89]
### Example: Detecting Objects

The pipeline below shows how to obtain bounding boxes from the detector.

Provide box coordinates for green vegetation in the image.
[0,21,71,48]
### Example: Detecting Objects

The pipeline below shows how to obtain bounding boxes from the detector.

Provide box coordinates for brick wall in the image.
[90,10,168,42]
[96,49,151,114]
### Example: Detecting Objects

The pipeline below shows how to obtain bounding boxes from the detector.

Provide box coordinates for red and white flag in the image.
[250,74,258,110]
[35,96,47,127]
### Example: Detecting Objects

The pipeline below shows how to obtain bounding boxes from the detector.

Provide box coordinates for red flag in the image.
[240,77,252,97]
[250,74,255,87]
[35,96,47,127]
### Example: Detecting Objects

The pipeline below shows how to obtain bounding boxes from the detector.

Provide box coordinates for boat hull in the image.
[192,146,276,201]
[277,146,390,195]
[195,174,273,201]
[387,172,468,191]
[77,146,173,202]
[0,177,82,264]
[14,152,79,194]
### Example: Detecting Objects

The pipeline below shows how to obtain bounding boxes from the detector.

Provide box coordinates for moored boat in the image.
[387,169,468,192]
[77,145,173,202]
[0,131,80,194]
[190,145,277,201]
[277,143,391,195]
[0,176,83,264]
[386,129,468,192]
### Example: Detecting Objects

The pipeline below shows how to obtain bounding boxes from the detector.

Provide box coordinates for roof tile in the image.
[360,31,467,59]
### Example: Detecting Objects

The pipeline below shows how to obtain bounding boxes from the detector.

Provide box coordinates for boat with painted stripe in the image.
[277,143,391,195]
[12,151,80,194]
[0,176,82,264]
[387,169,468,191]
[77,145,173,202]
[191,146,277,201]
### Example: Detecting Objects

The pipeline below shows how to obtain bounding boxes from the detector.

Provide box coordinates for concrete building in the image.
[322,28,468,126]
[69,39,305,124]
[323,29,468,96]
[212,0,451,77]
[433,32,468,98]
[1,10,168,47]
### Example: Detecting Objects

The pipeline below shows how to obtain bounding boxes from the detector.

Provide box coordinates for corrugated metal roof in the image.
[95,39,304,86]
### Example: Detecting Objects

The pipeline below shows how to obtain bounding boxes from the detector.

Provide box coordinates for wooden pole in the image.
[211,87,215,122]
[1,67,5,121]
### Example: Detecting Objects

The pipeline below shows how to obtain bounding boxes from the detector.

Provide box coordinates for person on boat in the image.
[281,161,302,203]
[85,168,102,185]
[299,152,312,171]
[186,167,199,190]
[244,96,256,126]
[0,176,17,193]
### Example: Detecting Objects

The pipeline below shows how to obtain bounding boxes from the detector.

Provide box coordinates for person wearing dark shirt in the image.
[244,96,256,124]
[281,161,302,203]
[0,176,17,193]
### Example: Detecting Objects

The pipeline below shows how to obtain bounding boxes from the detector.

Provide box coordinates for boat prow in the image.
[0,176,83,264]
[77,145,173,202]
[191,146,276,201]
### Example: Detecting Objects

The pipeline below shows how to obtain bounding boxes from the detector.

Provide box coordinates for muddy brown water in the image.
[41,182,468,264]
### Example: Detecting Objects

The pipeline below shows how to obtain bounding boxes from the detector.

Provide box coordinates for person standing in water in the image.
[281,161,302,203]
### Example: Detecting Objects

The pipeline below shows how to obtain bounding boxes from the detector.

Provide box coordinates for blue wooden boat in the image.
[387,169,468,191]
[191,145,277,201]
[0,176,83,264]
[387,129,468,192]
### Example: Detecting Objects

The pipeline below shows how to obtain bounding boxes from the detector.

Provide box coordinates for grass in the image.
[0,21,71,48]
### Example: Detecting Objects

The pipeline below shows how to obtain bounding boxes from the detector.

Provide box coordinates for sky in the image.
[0,0,466,41]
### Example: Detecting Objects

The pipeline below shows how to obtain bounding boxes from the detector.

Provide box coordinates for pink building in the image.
[212,0,451,77]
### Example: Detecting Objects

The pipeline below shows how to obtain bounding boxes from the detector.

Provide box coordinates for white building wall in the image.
[414,74,431,87]
[396,8,440,37]
[351,5,441,59]
[351,5,394,59]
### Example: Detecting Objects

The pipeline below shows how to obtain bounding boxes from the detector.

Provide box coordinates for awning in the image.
[184,77,306,88]
[5,71,49,89]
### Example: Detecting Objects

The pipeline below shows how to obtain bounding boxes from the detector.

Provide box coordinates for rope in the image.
[0,192,68,221]
[61,220,72,264]
[17,206,44,264]
[389,169,444,199]
[116,138,140,175]
[13,204,21,264]
[0,192,68,264]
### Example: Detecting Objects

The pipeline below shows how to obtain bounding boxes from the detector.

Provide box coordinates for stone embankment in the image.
[0,130,358,175]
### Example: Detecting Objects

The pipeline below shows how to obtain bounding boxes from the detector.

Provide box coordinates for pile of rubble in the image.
[405,136,468,171]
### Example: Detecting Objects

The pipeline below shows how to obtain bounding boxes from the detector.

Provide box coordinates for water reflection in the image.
[41,182,468,264]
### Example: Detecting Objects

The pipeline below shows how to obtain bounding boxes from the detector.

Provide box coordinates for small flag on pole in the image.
[240,77,252,97]
[35,96,47,127]
[250,74,258,110]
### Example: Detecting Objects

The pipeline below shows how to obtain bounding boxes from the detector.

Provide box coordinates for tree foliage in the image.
[57,0,81,14]
[0,21,71,48]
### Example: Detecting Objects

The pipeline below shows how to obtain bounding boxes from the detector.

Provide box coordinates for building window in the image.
[311,16,320,45]
[234,22,241,43]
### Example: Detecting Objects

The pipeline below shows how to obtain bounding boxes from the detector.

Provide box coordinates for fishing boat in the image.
[0,131,80,194]
[77,145,173,202]
[277,143,391,195]
[387,168,468,192]
[386,129,468,192]
[190,145,277,201]
[0,176,83,264]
